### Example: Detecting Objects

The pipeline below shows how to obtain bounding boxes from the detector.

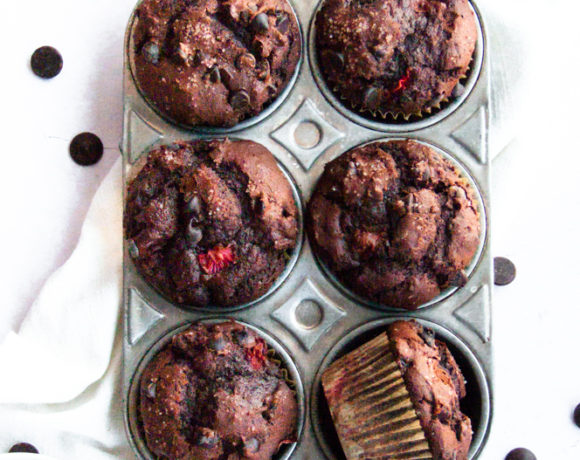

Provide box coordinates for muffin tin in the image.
[121,0,493,458]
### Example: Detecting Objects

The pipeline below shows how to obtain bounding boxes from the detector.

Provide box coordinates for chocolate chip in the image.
[494,257,516,286]
[209,65,221,83]
[243,438,260,454]
[69,132,103,166]
[128,239,139,259]
[219,67,234,86]
[145,381,156,399]
[325,50,344,71]
[573,403,580,427]
[418,327,435,347]
[9,443,39,453]
[30,46,63,79]
[266,83,277,95]
[257,60,270,80]
[236,330,256,347]
[363,87,380,111]
[240,10,251,23]
[236,53,256,69]
[505,448,537,460]
[230,90,250,111]
[187,224,203,246]
[142,42,160,65]
[252,13,270,33]
[276,15,290,33]
[450,270,468,287]
[187,196,203,214]
[211,336,227,351]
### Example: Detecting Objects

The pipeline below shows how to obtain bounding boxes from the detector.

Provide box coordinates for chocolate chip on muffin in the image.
[307,140,480,310]
[131,0,301,127]
[139,321,298,459]
[124,139,299,308]
[315,0,477,118]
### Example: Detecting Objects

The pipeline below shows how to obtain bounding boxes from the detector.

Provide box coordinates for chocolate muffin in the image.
[139,321,298,459]
[322,320,472,460]
[315,0,477,118]
[131,0,301,128]
[307,140,480,310]
[124,139,299,308]
[387,320,472,459]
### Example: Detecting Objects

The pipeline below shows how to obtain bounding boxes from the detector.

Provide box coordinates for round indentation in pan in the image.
[308,0,485,132]
[125,318,306,460]
[308,137,487,313]
[125,0,303,134]
[311,318,491,460]
[125,139,304,314]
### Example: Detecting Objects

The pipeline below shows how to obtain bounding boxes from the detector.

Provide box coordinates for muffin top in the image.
[315,0,477,117]
[307,140,480,310]
[124,139,298,307]
[387,320,472,460]
[139,321,298,459]
[132,0,301,127]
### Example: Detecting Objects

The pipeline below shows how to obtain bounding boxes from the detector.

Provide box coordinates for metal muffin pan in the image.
[120,0,493,458]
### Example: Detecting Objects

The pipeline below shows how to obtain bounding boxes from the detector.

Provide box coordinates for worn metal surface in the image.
[120,0,493,458]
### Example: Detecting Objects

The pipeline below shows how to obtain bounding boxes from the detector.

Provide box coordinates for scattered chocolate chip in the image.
[253,39,265,56]
[209,65,221,83]
[240,10,251,23]
[257,60,270,80]
[243,438,260,454]
[363,87,380,111]
[252,13,270,33]
[219,67,233,86]
[30,46,63,79]
[211,336,227,351]
[230,90,250,111]
[505,448,536,460]
[573,403,580,427]
[128,239,139,259]
[69,132,104,166]
[187,223,203,246]
[266,83,277,95]
[236,330,255,347]
[418,327,435,346]
[142,42,160,65]
[187,196,203,214]
[276,15,290,33]
[373,48,386,59]
[325,50,344,71]
[237,53,256,69]
[494,257,516,286]
[422,166,431,181]
[145,381,156,399]
[9,442,39,453]
[452,82,466,99]
[196,430,219,448]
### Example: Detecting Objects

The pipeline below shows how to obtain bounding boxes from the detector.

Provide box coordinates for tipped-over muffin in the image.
[124,139,299,308]
[322,320,472,460]
[307,139,481,310]
[315,0,477,118]
[139,321,298,459]
[131,0,301,127]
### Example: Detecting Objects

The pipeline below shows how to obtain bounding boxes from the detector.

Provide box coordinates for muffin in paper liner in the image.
[322,332,433,459]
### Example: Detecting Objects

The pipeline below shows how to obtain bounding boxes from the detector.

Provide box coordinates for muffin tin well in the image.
[121,0,493,458]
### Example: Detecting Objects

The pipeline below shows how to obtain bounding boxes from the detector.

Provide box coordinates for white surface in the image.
[0,0,579,459]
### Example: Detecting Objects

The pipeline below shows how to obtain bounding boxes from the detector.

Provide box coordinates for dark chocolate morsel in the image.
[325,50,344,71]
[505,448,537,460]
[230,90,251,110]
[252,13,270,33]
[128,239,139,259]
[187,225,203,246]
[69,132,104,166]
[573,403,580,428]
[243,437,260,454]
[277,15,290,33]
[209,66,221,83]
[237,53,256,69]
[196,431,219,448]
[219,68,234,86]
[363,87,380,110]
[145,381,156,399]
[186,196,203,215]
[30,46,63,79]
[9,443,39,453]
[418,326,435,347]
[211,336,227,351]
[494,257,516,286]
[142,42,160,65]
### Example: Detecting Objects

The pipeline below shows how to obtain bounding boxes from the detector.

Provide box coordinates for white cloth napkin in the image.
[0,159,132,459]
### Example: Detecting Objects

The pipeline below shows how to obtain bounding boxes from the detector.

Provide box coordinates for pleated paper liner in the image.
[322,332,433,460]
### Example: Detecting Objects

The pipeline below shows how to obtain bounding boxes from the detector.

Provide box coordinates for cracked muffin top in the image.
[315,0,477,118]
[139,321,298,459]
[131,0,301,127]
[124,139,298,308]
[307,140,480,310]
